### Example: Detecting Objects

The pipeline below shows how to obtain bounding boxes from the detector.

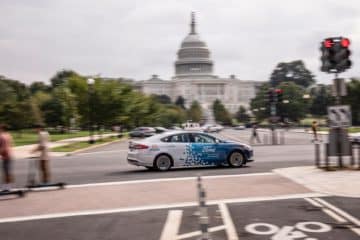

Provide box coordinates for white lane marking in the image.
[67,172,275,189]
[0,193,328,223]
[313,197,360,236]
[74,150,128,156]
[313,198,360,227]
[177,225,226,239]
[159,210,183,240]
[218,203,239,240]
[305,198,347,223]
[306,198,360,236]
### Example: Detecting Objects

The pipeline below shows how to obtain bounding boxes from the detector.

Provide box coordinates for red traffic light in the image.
[324,39,333,48]
[341,38,350,48]
[275,89,283,94]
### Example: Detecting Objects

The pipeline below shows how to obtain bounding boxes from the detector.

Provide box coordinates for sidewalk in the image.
[13,133,118,159]
[274,166,360,197]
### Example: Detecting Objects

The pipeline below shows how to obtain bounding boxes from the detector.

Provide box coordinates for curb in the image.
[62,137,128,156]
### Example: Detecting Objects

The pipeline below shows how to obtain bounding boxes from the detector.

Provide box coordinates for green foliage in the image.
[235,105,250,123]
[250,82,309,122]
[175,96,186,109]
[344,78,360,125]
[309,84,334,116]
[212,99,232,125]
[276,82,308,122]
[270,60,315,88]
[187,101,202,122]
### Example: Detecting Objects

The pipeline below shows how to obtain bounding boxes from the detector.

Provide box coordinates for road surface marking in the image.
[177,225,226,239]
[306,198,360,236]
[67,172,276,189]
[305,198,347,223]
[313,197,360,235]
[218,203,239,240]
[0,193,327,223]
[159,210,183,240]
[75,150,128,155]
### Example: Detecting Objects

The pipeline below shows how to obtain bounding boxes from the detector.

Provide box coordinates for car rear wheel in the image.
[228,151,245,167]
[155,155,172,171]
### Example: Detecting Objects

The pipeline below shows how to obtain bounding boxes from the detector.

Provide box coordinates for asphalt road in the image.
[1,196,358,240]
[12,129,317,187]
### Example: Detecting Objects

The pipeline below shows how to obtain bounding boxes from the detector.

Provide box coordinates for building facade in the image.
[135,13,262,114]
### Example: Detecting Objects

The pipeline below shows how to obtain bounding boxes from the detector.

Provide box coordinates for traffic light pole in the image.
[334,72,343,168]
[270,102,277,145]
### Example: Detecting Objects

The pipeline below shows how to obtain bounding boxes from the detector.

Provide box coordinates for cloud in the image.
[0,0,359,83]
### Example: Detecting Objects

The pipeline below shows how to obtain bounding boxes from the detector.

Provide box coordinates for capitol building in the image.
[134,13,262,114]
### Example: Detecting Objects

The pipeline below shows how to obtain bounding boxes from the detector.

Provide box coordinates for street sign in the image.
[332,78,347,96]
[327,105,352,128]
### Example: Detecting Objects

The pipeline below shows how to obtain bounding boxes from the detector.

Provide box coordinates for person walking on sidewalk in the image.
[311,121,318,141]
[0,124,14,191]
[250,123,261,144]
[31,125,51,183]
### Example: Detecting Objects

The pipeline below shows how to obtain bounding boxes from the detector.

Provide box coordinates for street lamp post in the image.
[87,78,95,144]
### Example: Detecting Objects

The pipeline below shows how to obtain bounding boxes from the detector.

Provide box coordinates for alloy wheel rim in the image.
[230,152,243,166]
[157,156,171,170]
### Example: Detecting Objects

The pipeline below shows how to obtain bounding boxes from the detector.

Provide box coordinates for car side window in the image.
[191,133,216,143]
[169,134,189,143]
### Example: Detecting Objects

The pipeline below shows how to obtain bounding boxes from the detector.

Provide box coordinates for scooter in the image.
[26,157,66,190]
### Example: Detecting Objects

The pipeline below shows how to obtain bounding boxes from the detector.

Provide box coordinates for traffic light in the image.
[267,89,275,103]
[320,37,352,73]
[275,88,283,102]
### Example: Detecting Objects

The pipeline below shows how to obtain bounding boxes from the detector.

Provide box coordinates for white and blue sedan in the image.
[127,131,254,171]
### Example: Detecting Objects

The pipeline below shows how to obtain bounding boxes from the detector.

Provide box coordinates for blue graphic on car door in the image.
[184,133,226,166]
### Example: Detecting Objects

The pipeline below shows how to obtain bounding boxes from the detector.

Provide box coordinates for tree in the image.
[270,60,315,88]
[235,106,250,123]
[30,81,51,94]
[152,94,172,104]
[175,96,186,109]
[187,101,202,122]
[212,99,232,125]
[276,82,308,122]
[309,84,333,116]
[50,69,79,88]
[344,78,360,125]
[250,83,271,122]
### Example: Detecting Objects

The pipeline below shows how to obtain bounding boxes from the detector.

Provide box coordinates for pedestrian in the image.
[311,121,318,141]
[0,124,14,191]
[31,125,51,183]
[250,123,261,144]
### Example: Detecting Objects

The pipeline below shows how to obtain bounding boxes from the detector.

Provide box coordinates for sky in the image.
[0,0,359,84]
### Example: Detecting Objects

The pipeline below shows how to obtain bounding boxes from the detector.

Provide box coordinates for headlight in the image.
[242,144,252,151]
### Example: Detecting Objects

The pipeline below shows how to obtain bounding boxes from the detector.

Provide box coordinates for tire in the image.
[154,154,172,171]
[227,151,245,167]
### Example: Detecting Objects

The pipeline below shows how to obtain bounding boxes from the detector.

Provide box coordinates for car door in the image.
[187,133,224,166]
[161,133,190,167]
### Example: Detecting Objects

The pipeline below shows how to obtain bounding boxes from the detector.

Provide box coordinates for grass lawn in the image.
[51,136,120,152]
[12,130,111,146]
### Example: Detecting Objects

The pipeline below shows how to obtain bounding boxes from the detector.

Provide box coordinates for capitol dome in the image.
[175,13,214,78]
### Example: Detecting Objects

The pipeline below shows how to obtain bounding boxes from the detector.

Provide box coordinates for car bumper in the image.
[127,151,154,167]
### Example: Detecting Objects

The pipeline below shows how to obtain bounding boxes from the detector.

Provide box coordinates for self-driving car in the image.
[127,131,254,171]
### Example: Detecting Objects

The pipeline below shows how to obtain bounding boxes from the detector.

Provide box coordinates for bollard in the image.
[197,176,212,240]
[325,143,329,170]
[350,142,355,166]
[358,144,360,170]
[280,130,285,145]
[315,142,320,168]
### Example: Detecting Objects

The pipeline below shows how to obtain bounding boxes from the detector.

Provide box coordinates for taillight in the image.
[130,143,149,150]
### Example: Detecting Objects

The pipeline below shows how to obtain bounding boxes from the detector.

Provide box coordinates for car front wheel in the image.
[154,155,172,171]
[228,151,245,167]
